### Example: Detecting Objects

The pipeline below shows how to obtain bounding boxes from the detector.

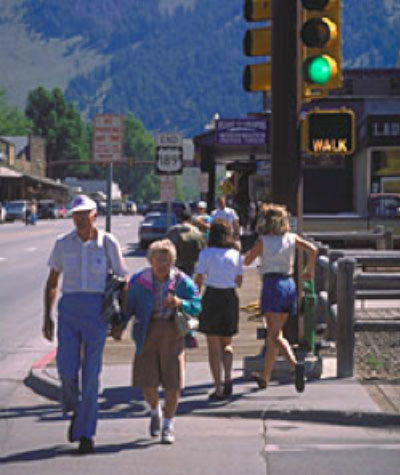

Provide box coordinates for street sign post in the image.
[93,115,123,163]
[155,133,183,175]
[92,114,124,233]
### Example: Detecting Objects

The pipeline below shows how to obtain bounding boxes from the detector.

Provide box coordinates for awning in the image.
[0,167,23,178]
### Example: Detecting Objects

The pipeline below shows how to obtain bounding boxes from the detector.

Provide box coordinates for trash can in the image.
[303,279,317,354]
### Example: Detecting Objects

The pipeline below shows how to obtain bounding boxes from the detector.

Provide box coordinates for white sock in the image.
[150,404,161,417]
[163,418,173,429]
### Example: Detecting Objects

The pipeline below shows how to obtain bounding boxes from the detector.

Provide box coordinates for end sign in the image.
[304,109,356,155]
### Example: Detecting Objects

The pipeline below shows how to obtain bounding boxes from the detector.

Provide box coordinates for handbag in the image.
[102,272,127,326]
[174,309,199,338]
[102,236,127,326]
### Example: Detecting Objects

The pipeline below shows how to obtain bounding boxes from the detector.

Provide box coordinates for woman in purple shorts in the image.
[244,203,317,392]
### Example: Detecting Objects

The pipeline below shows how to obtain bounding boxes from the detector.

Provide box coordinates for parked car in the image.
[145,201,190,222]
[5,200,29,221]
[138,212,178,249]
[38,200,58,219]
[0,202,7,223]
[55,204,67,218]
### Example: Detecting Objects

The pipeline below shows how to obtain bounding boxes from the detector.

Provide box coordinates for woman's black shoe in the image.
[295,363,305,393]
[78,437,94,455]
[223,381,233,396]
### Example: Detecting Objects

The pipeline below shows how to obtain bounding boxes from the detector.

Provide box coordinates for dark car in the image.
[5,200,29,221]
[138,212,178,248]
[146,201,190,222]
[38,200,57,219]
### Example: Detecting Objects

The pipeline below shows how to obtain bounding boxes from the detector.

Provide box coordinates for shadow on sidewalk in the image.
[0,439,157,464]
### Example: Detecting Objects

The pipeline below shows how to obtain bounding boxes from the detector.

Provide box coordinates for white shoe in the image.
[161,425,175,444]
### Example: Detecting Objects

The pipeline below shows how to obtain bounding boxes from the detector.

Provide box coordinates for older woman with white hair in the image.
[113,239,201,444]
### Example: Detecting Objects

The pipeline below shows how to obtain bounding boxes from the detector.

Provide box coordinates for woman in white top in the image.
[195,219,243,400]
[244,203,317,393]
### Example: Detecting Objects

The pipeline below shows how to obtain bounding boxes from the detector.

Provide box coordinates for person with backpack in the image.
[167,209,205,277]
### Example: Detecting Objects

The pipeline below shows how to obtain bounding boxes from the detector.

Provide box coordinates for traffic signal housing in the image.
[300,0,342,99]
[243,0,271,92]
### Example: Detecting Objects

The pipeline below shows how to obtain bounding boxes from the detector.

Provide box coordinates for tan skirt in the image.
[132,319,185,390]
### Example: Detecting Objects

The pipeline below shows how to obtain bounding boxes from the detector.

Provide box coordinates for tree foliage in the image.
[25,86,90,178]
[0,89,32,135]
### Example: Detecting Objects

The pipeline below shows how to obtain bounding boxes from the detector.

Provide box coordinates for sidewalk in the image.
[27,267,400,426]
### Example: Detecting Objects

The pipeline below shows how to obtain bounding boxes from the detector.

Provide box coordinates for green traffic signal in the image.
[304,56,331,84]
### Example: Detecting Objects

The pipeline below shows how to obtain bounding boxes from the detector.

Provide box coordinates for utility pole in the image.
[271,0,302,218]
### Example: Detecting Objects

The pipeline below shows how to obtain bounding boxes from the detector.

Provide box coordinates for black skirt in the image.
[199,286,239,337]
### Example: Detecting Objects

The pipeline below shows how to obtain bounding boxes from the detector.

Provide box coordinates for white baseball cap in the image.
[198,201,207,209]
[71,195,97,213]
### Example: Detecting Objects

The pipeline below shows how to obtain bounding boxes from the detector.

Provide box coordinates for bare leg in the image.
[143,387,159,411]
[262,313,296,385]
[164,389,180,419]
[206,335,223,395]
[221,336,233,384]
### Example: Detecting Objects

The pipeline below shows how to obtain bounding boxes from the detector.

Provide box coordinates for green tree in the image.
[0,89,32,135]
[113,112,159,203]
[25,86,89,178]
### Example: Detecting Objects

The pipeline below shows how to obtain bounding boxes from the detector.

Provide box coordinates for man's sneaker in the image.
[150,412,161,437]
[295,362,305,393]
[78,437,94,455]
[161,425,175,444]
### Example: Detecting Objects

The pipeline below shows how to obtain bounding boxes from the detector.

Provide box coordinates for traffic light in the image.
[300,0,342,98]
[243,0,271,92]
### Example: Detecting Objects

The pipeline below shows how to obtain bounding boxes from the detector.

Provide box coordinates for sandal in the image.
[251,372,267,389]
[208,390,225,401]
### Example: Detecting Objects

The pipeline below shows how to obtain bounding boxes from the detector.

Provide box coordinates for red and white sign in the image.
[93,115,123,162]
[160,176,175,201]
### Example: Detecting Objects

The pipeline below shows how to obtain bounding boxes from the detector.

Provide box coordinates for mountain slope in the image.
[0,0,399,136]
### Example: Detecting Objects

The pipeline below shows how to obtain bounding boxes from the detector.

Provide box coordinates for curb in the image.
[192,408,400,428]
[26,365,400,428]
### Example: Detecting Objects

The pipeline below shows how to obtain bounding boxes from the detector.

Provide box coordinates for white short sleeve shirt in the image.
[211,207,239,231]
[196,247,243,288]
[48,230,128,294]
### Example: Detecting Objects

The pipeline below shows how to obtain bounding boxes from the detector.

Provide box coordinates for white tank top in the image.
[258,232,297,275]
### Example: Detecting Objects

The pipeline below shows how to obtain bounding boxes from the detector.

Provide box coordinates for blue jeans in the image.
[57,293,107,441]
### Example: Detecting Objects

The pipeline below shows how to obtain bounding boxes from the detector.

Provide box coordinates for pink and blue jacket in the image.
[126,267,201,355]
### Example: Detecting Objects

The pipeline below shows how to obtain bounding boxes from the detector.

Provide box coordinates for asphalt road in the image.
[0,215,145,402]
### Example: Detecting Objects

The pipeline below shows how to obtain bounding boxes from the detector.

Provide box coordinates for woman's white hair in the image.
[147,239,177,263]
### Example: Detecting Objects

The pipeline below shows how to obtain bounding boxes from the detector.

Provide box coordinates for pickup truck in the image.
[303,193,400,247]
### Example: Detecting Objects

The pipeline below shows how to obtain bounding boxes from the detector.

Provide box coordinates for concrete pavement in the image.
[26,266,400,426]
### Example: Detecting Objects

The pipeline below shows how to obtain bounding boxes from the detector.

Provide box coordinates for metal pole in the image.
[106,162,112,232]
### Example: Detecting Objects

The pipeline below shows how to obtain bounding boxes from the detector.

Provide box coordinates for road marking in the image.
[0,257,5,262]
[32,348,57,369]
[25,247,37,252]
[265,443,400,452]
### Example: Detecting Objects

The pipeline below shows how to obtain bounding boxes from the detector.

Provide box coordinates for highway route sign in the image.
[155,133,183,175]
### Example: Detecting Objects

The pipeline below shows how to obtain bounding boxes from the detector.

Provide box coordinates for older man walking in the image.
[42,194,128,454]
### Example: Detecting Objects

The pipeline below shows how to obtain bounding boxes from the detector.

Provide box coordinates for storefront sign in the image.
[215,118,268,145]
[367,115,400,147]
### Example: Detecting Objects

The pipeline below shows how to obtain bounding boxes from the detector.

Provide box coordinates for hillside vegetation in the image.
[0,0,398,136]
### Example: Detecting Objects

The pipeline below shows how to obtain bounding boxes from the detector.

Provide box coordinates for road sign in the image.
[303,109,355,155]
[155,132,183,175]
[215,118,268,145]
[93,115,123,162]
[160,176,175,201]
